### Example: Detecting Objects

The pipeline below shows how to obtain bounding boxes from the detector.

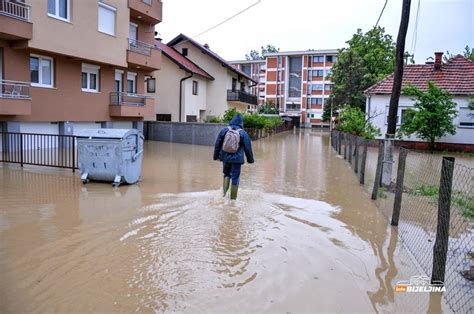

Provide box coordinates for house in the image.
[0,0,162,136]
[231,59,266,106]
[150,34,257,122]
[263,50,338,128]
[365,53,474,151]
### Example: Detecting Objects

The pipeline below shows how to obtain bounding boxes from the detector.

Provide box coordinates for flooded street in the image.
[0,130,448,312]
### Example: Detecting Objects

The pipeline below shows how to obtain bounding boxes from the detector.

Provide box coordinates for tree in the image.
[335,106,380,139]
[245,44,279,60]
[443,45,474,62]
[257,101,280,114]
[323,27,396,121]
[397,82,458,152]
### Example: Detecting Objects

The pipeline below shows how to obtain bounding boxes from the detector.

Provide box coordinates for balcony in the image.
[0,0,32,40]
[127,38,161,71]
[109,92,154,118]
[227,90,258,106]
[0,80,31,115]
[285,103,301,112]
[128,0,162,24]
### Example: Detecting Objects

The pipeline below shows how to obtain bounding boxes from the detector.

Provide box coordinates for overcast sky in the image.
[157,0,473,63]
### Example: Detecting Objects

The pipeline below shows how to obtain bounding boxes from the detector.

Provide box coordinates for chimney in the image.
[203,43,210,49]
[434,52,443,70]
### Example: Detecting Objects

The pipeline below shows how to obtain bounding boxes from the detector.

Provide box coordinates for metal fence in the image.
[0,132,77,171]
[128,38,153,56]
[331,130,473,313]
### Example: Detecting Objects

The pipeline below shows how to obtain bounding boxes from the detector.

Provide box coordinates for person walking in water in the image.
[213,114,254,200]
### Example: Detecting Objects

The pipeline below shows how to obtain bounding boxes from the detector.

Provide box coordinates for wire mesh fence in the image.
[330,131,474,313]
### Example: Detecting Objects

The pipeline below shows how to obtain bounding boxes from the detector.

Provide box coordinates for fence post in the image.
[391,147,408,226]
[72,136,76,172]
[343,133,347,160]
[19,133,24,167]
[338,132,342,155]
[371,141,384,200]
[359,139,368,184]
[431,157,455,284]
[354,136,359,173]
[348,135,353,164]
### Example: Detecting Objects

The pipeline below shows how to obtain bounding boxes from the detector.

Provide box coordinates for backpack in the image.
[222,127,242,153]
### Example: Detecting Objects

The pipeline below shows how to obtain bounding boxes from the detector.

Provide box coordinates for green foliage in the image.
[443,45,474,62]
[336,106,380,139]
[413,185,439,197]
[398,82,458,151]
[378,187,388,199]
[245,45,280,60]
[207,108,283,130]
[257,102,280,114]
[323,27,396,121]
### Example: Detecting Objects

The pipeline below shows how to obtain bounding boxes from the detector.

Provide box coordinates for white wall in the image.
[367,95,474,144]
[150,56,181,122]
[183,77,207,121]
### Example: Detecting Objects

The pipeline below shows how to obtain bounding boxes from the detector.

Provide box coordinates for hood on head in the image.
[229,114,243,129]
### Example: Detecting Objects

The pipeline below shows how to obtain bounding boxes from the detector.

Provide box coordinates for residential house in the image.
[231,59,266,106]
[151,34,257,122]
[264,50,338,127]
[365,52,474,151]
[0,0,162,136]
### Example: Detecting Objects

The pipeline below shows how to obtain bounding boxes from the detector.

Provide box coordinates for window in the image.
[146,77,156,93]
[232,78,237,91]
[81,64,100,92]
[313,70,324,77]
[192,80,198,95]
[308,98,323,105]
[324,84,333,91]
[30,55,53,87]
[314,84,324,91]
[98,2,116,36]
[182,48,188,56]
[48,0,69,21]
[313,56,324,63]
[186,115,197,122]
[307,84,312,94]
[459,108,474,127]
[156,114,171,121]
[127,72,137,93]
[325,69,332,77]
[400,109,411,125]
[326,56,337,63]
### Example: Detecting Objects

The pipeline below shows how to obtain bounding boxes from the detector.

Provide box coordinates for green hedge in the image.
[206,108,284,130]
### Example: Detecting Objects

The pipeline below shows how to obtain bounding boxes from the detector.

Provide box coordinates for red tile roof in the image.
[167,34,257,83]
[155,40,214,80]
[365,55,474,95]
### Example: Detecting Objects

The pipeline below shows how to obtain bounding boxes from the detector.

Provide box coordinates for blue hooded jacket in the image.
[213,114,254,164]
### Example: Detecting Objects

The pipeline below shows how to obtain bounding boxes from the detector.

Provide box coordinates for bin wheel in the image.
[82,179,89,184]
[112,182,121,188]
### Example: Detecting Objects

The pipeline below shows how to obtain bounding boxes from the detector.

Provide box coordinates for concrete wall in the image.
[146,121,226,146]
[367,95,474,145]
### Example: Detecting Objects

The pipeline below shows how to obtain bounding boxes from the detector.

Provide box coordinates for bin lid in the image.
[76,128,139,139]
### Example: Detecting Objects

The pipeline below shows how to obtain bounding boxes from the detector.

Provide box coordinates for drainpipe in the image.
[179,72,193,122]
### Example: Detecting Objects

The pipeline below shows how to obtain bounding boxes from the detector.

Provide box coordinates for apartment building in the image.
[264,50,338,127]
[230,59,266,106]
[150,34,257,122]
[0,0,162,136]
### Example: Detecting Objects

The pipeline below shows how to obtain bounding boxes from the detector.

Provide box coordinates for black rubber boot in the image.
[230,184,239,200]
[223,177,230,196]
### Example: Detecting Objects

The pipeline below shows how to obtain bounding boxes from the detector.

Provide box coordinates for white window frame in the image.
[81,63,100,93]
[127,72,137,94]
[30,54,54,88]
[458,106,474,128]
[98,2,117,36]
[48,0,70,22]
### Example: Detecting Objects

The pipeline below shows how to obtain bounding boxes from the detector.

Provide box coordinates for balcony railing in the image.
[227,90,258,105]
[0,80,30,99]
[0,0,31,21]
[286,103,300,111]
[128,38,153,56]
[110,92,149,106]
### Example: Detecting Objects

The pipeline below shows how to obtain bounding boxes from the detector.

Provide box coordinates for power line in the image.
[375,0,389,28]
[193,0,262,38]
[410,0,421,55]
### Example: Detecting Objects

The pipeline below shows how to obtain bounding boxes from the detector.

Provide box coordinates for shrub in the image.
[336,105,380,139]
[207,108,284,129]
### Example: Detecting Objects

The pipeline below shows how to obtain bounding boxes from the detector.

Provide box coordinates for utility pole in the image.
[382,0,412,187]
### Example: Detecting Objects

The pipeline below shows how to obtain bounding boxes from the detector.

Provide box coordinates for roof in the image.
[264,49,339,57]
[229,59,266,65]
[167,34,257,83]
[155,40,214,80]
[365,55,474,96]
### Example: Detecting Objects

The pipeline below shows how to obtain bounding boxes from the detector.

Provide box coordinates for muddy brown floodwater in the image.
[0,130,450,313]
